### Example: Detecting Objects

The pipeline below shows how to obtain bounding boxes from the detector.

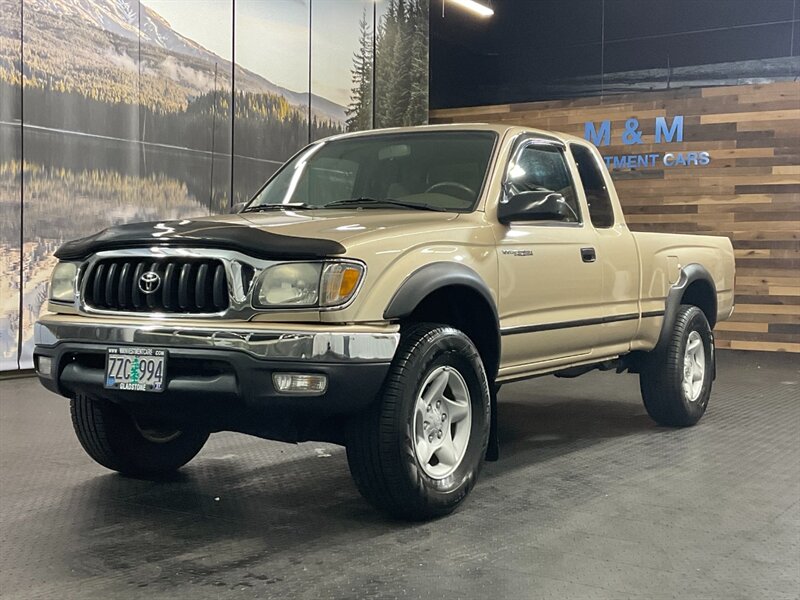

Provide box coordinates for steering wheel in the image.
[424,181,476,202]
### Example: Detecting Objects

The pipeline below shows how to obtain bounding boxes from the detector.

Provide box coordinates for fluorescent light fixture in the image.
[450,0,494,17]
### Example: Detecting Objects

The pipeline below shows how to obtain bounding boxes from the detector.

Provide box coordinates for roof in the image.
[323,122,590,146]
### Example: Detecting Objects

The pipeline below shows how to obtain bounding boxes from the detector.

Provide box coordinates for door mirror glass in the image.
[497,190,575,224]
[229,201,247,214]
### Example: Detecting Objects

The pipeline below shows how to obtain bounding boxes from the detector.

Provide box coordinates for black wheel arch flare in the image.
[657,263,718,351]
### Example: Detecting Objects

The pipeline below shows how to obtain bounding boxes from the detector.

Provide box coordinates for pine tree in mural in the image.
[348,0,428,130]
[346,10,374,132]
[374,0,400,128]
[404,0,429,126]
[387,0,412,126]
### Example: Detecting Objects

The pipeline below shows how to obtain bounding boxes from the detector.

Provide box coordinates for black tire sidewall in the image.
[71,395,208,475]
[382,327,490,515]
[674,308,714,422]
[641,305,715,427]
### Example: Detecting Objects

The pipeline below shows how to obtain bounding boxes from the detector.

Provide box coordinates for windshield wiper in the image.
[325,197,446,212]
[242,202,315,213]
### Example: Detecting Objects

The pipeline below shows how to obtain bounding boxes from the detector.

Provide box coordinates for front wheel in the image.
[639,305,715,427]
[346,323,491,521]
[71,395,209,477]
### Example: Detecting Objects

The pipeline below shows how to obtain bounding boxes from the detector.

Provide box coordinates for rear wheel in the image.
[640,305,714,427]
[346,323,491,521]
[71,394,209,477]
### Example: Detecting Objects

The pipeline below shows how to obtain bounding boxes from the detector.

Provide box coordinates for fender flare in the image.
[656,263,717,351]
[383,262,499,326]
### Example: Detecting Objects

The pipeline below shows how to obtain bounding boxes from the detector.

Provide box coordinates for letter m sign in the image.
[655,116,684,143]
[584,120,610,147]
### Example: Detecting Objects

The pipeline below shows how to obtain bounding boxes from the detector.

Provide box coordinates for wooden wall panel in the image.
[430,82,800,353]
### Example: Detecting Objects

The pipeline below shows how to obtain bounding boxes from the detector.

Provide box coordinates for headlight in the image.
[255,263,322,307]
[253,261,364,308]
[49,262,78,303]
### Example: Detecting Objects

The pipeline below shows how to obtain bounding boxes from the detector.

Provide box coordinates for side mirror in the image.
[229,201,247,214]
[497,190,572,224]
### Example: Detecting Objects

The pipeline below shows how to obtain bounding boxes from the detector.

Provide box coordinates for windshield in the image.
[246,131,497,212]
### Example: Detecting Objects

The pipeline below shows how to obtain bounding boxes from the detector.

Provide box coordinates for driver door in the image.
[494,139,603,377]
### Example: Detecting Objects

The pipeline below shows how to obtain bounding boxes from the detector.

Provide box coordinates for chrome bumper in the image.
[34,319,400,363]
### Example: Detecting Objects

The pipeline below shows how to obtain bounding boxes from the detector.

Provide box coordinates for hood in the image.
[239,209,465,250]
[55,210,467,261]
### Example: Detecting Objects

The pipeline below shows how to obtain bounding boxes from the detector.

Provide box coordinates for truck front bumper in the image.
[33,316,399,432]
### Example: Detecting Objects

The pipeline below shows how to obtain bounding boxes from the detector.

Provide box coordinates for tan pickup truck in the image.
[35,124,735,520]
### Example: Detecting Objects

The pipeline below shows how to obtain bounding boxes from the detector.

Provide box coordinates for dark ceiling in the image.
[429,0,800,109]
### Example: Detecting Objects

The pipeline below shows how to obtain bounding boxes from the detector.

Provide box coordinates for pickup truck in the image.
[34,124,735,520]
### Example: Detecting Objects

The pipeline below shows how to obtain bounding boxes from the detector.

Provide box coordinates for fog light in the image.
[272,373,327,395]
[36,356,53,379]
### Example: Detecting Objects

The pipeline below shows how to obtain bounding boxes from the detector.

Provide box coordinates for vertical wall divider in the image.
[372,0,378,128]
[230,0,236,209]
[17,0,24,370]
[137,1,142,210]
[308,0,313,145]
[600,0,605,99]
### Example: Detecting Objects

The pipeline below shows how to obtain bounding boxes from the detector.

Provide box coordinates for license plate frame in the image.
[104,347,167,393]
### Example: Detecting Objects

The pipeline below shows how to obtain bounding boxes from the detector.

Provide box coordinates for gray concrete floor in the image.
[0,350,798,600]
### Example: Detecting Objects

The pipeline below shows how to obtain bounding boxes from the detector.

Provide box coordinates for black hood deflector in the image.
[54,219,346,261]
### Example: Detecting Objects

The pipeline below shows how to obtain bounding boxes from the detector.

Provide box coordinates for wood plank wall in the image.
[430,82,800,352]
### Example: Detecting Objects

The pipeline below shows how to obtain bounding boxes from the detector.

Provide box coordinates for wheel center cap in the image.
[426,404,444,438]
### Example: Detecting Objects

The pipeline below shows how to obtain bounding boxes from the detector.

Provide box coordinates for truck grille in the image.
[81,258,229,314]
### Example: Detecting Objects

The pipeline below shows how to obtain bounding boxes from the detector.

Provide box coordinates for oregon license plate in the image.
[105,347,167,392]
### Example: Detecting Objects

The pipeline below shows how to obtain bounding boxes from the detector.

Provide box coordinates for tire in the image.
[346,323,491,521]
[640,305,715,427]
[70,394,209,477]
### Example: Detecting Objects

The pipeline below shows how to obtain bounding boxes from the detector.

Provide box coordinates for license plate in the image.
[105,347,167,392]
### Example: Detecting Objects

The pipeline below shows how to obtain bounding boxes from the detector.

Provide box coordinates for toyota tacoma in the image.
[34,124,735,520]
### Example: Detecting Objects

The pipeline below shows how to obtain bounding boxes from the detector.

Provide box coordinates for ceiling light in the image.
[450,0,494,17]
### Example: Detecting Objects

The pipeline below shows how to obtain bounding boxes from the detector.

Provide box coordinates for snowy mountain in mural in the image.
[14,0,346,122]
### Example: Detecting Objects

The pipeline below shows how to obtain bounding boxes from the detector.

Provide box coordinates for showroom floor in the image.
[1,350,798,600]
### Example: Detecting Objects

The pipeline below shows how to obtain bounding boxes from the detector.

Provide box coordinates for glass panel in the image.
[0,0,21,370]
[310,0,371,139]
[20,0,141,367]
[571,144,615,228]
[233,0,311,204]
[375,0,429,128]
[138,0,234,215]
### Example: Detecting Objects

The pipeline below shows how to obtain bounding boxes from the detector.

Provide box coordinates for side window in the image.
[508,144,581,223]
[571,144,615,228]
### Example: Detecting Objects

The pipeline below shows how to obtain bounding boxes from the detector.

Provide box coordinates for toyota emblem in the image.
[138,271,161,294]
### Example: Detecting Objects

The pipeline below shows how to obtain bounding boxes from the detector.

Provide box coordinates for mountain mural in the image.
[2,0,346,122]
[0,0,429,371]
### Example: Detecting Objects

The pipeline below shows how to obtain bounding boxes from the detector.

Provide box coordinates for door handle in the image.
[581,247,597,263]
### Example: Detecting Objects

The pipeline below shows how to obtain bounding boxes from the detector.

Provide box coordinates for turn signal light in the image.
[320,263,364,306]
[272,372,328,395]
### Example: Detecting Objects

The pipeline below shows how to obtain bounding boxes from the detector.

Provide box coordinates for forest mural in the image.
[0,0,429,371]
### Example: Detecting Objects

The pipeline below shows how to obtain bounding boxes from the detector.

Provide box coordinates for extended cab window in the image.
[571,144,615,228]
[508,144,581,223]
